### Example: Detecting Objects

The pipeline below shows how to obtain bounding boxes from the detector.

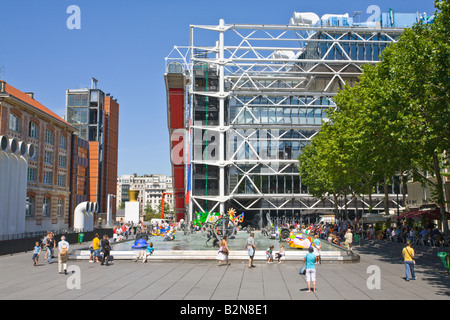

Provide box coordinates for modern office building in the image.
[65,79,119,222]
[165,10,433,223]
[0,80,76,233]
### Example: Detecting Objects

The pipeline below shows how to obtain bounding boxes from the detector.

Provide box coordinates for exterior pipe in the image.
[73,201,90,231]
[0,136,10,236]
[16,141,28,234]
[7,138,19,235]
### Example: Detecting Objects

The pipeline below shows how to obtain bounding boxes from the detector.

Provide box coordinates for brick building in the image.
[0,81,76,233]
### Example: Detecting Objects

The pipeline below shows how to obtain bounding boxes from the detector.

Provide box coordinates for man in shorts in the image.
[246,233,258,268]
[92,233,101,263]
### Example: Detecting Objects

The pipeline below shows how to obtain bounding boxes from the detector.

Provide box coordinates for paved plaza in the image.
[0,239,449,301]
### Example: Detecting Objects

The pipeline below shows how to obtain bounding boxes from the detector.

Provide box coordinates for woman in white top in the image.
[275,244,285,264]
[217,236,230,266]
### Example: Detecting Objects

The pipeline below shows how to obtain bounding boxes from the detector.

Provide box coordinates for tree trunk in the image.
[344,193,349,220]
[384,178,390,215]
[368,185,373,213]
[401,172,408,212]
[333,193,339,219]
[433,153,449,235]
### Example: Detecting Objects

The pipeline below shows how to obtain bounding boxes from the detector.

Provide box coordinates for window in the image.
[43,172,53,185]
[44,151,53,165]
[59,135,67,150]
[27,168,36,182]
[67,93,89,107]
[45,129,54,145]
[57,199,63,217]
[58,155,66,168]
[9,114,19,132]
[57,174,66,187]
[43,197,50,217]
[26,196,35,217]
[28,122,38,138]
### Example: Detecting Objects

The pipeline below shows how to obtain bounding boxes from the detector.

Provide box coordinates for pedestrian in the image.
[303,247,317,293]
[344,228,353,251]
[92,233,101,263]
[217,236,230,266]
[100,235,111,266]
[42,232,49,261]
[32,241,41,266]
[143,242,154,263]
[58,236,70,274]
[265,245,274,263]
[88,240,94,263]
[402,240,416,281]
[246,232,257,268]
[275,244,285,264]
[46,233,56,264]
[59,245,69,275]
[313,235,322,264]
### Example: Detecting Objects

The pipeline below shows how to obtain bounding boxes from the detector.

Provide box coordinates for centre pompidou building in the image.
[165,11,429,224]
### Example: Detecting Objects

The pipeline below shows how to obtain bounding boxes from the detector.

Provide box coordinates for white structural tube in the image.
[0,136,34,237]
[0,136,10,236]
[7,138,19,235]
[15,141,28,234]
[74,201,89,230]
[73,201,97,231]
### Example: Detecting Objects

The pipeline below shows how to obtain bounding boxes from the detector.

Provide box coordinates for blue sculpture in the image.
[131,238,148,249]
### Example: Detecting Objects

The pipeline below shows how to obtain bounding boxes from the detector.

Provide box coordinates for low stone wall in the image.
[0,228,113,256]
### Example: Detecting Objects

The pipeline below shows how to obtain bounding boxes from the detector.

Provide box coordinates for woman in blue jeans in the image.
[46,233,55,264]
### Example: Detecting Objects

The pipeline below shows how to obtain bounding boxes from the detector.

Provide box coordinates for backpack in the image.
[60,246,68,256]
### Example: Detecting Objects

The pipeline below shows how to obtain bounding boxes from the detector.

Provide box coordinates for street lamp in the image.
[107,194,116,227]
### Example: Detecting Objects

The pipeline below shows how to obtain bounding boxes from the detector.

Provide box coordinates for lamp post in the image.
[107,194,116,227]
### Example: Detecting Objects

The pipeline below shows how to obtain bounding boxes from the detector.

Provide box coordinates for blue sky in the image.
[0,0,437,177]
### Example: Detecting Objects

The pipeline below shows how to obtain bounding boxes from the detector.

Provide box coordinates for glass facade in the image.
[166,13,419,221]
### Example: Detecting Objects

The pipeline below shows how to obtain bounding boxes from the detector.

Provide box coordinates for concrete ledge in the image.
[70,249,359,263]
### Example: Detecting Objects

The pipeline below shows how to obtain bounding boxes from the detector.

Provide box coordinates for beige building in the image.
[117,174,174,218]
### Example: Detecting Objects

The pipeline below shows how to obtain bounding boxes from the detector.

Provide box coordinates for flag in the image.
[185,118,192,205]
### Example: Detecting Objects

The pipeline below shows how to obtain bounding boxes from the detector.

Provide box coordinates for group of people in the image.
[385,225,446,246]
[32,232,70,275]
[88,233,112,266]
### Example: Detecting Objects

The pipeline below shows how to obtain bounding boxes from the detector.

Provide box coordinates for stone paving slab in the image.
[0,241,449,302]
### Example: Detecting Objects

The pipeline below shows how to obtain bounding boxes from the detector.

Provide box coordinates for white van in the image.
[317,215,337,225]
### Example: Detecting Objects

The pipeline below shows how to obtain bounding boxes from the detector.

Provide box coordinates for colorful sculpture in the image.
[286,232,313,249]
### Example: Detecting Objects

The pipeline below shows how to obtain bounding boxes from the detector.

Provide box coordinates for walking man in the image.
[58,236,70,274]
[402,240,416,281]
[246,233,257,268]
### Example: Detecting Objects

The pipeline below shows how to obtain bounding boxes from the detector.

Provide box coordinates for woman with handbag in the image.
[217,236,230,266]
[402,240,416,281]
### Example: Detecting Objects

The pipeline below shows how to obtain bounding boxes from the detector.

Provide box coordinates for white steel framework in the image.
[165,17,409,223]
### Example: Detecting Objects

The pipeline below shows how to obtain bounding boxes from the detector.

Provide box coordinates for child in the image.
[32,241,41,266]
[143,242,154,263]
[88,241,94,263]
[265,245,274,263]
[275,244,285,264]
